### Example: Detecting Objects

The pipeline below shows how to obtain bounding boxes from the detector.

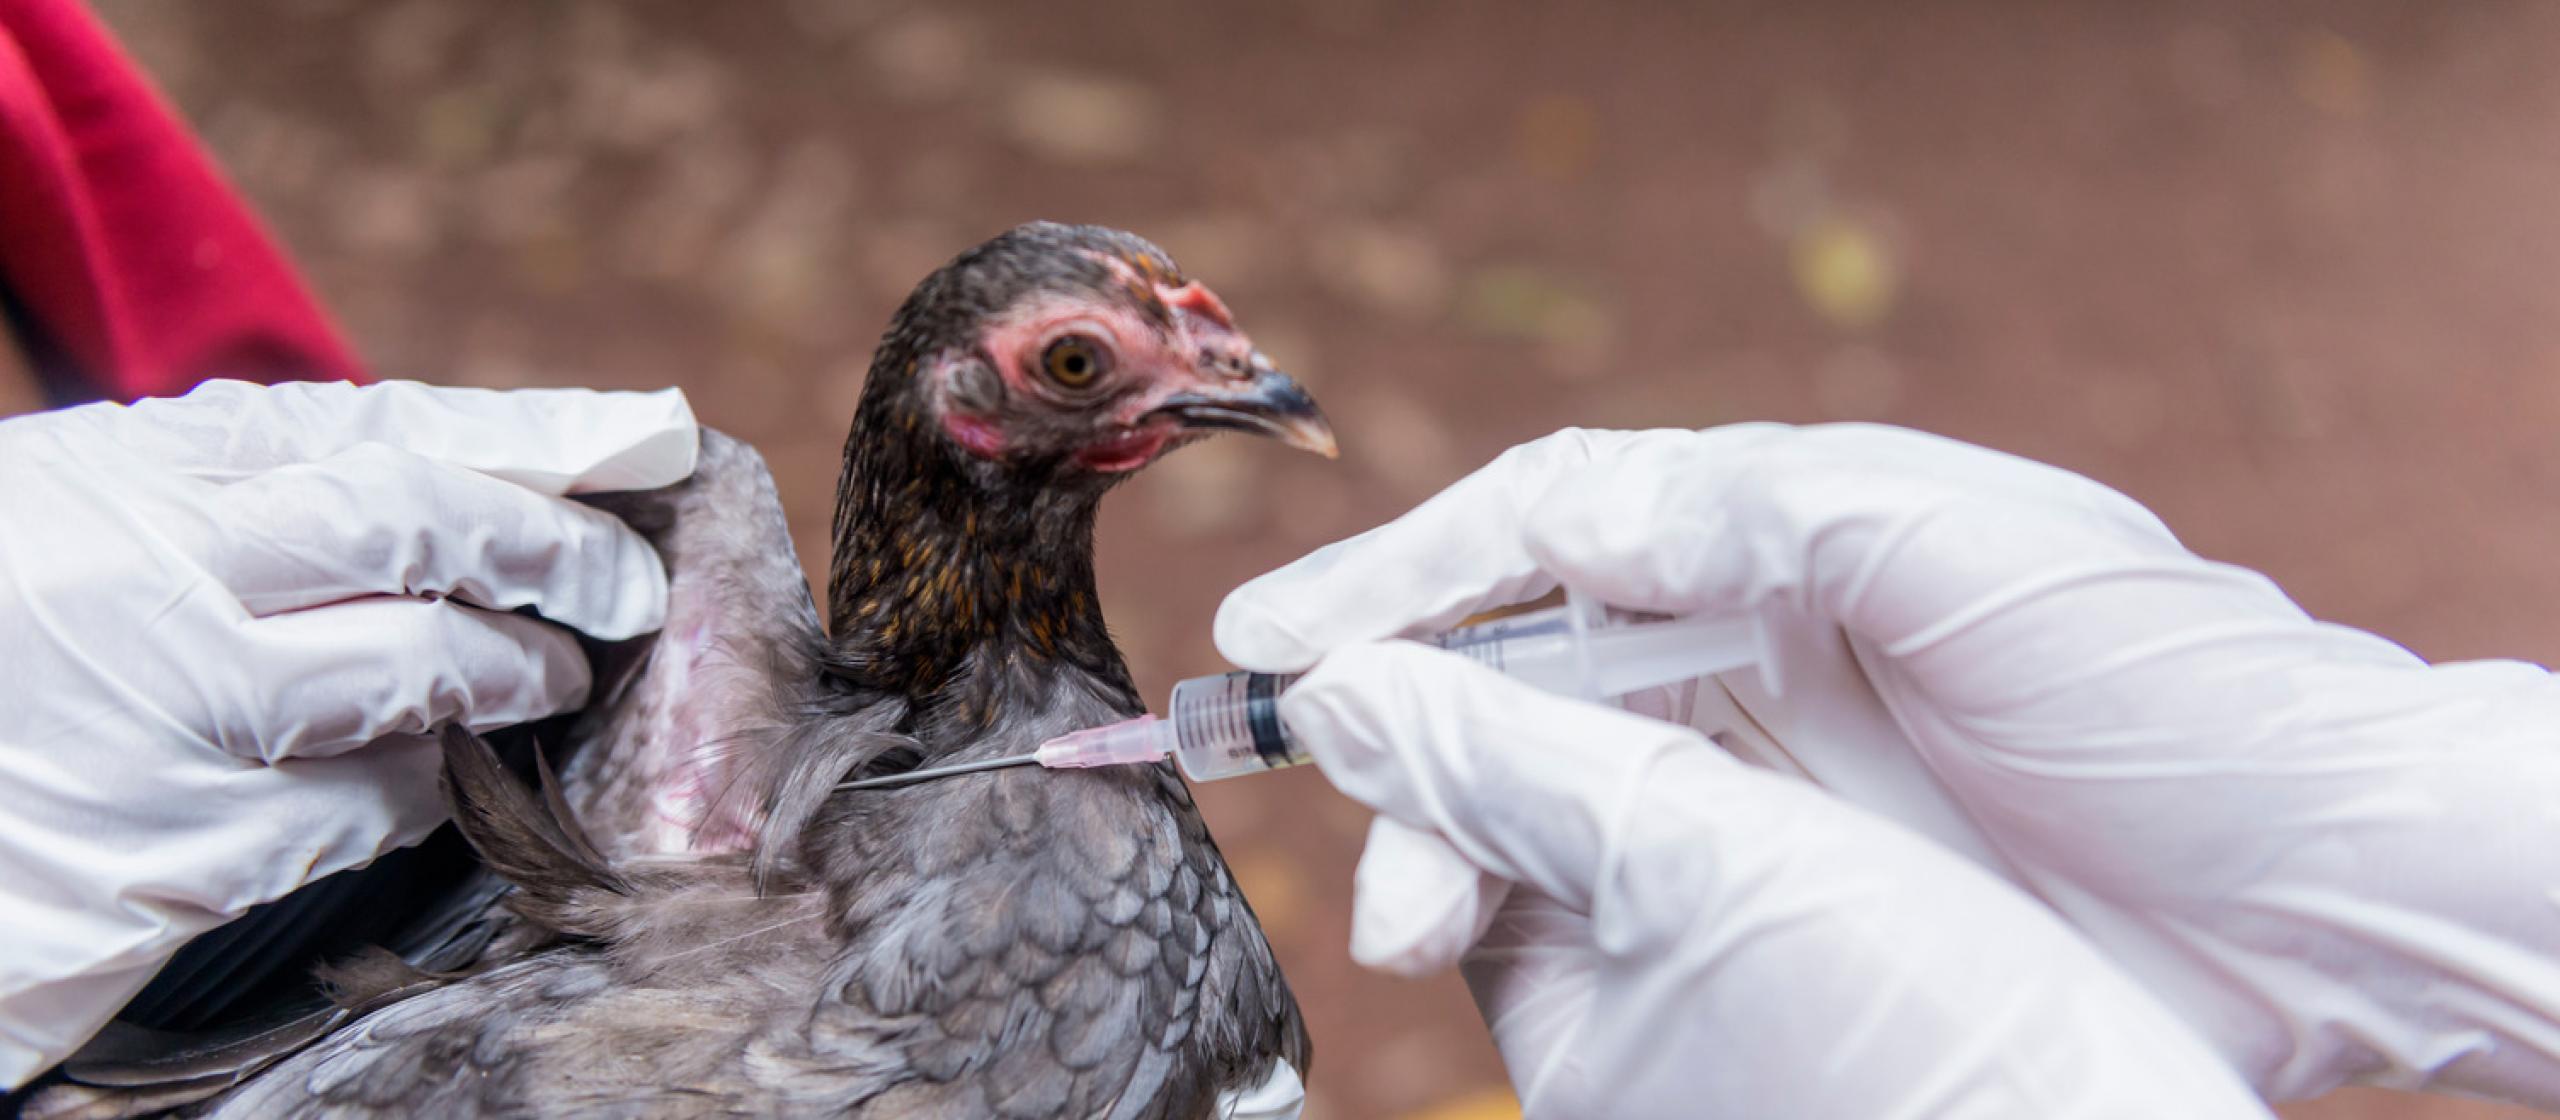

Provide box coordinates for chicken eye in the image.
[1041,335,1108,388]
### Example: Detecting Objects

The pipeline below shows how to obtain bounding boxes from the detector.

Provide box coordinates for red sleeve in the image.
[0,0,362,403]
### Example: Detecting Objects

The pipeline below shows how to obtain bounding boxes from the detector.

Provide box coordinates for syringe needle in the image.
[835,717,1174,792]
[836,751,1041,791]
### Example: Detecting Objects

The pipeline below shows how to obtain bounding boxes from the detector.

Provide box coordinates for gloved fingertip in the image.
[441,605,595,730]
[632,387,703,482]
[1212,590,1321,673]
[1349,927,1456,978]
[1351,889,1484,976]
[1270,645,1401,791]
[1280,639,1611,813]
[561,389,702,494]
[648,385,700,428]
[578,525,673,642]
[1518,453,1732,618]
[515,613,597,716]
[623,424,702,493]
[1349,819,1510,977]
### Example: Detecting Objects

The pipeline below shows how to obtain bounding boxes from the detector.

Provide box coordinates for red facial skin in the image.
[936,256,1263,474]
[942,413,1010,459]
[1073,427,1177,472]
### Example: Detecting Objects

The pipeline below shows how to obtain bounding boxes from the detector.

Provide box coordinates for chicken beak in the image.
[1156,366,1338,459]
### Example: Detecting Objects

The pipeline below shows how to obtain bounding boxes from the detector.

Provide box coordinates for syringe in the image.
[836,596,1766,791]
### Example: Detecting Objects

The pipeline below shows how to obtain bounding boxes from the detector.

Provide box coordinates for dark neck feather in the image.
[821,375,1132,712]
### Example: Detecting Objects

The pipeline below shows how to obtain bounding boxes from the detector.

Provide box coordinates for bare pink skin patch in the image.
[939,257,1267,472]
[941,412,1008,458]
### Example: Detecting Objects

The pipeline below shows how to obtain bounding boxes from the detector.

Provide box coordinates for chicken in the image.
[25,222,1323,1118]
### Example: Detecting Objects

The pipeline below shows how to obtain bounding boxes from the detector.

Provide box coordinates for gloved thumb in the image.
[1282,640,1713,950]
[1214,428,1706,672]
[1350,816,1512,977]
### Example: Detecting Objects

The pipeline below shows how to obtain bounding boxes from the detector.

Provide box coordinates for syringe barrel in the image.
[1168,671,1307,782]
[1162,601,1763,783]
[1163,608,1587,782]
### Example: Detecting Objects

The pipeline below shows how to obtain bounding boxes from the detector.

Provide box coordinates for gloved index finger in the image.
[1215,427,1706,672]
[75,379,700,495]
[203,442,670,640]
[1278,639,1706,926]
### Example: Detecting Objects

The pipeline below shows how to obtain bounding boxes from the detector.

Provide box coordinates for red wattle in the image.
[1076,428,1171,472]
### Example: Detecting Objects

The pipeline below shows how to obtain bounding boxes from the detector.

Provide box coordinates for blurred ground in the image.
[63,0,2560,1115]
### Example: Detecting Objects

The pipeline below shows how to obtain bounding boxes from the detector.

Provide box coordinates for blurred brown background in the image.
[56,0,2560,1116]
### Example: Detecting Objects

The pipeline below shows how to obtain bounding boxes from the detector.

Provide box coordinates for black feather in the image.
[436,726,634,940]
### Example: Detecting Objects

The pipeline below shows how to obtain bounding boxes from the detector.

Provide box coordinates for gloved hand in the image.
[1219,425,2560,1114]
[0,378,699,1088]
[1282,641,2273,1117]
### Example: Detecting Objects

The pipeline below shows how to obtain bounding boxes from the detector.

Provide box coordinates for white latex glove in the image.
[1219,425,2560,1114]
[0,378,699,1088]
[1284,641,2273,1117]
